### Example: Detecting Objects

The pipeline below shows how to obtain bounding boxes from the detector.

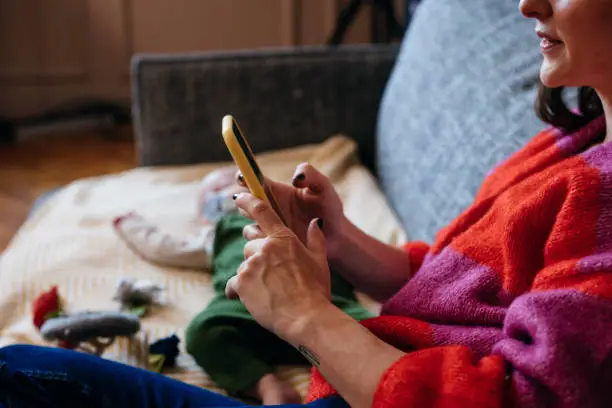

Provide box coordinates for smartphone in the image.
[221,114,287,225]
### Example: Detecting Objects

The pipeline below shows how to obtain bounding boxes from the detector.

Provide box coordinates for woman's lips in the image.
[540,37,562,52]
[537,31,563,52]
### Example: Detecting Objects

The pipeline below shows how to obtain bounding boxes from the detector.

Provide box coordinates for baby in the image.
[114,167,242,270]
[114,167,372,404]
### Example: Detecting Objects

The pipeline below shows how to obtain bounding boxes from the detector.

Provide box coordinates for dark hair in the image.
[536,84,603,131]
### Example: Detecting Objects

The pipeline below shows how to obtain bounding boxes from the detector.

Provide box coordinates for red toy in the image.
[32,285,62,329]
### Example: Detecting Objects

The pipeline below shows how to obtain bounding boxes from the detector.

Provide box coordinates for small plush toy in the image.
[113,278,165,317]
[148,334,181,373]
[33,286,141,356]
[32,285,62,329]
[39,311,141,355]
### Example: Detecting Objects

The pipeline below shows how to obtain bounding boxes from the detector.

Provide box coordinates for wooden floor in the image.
[0,127,136,251]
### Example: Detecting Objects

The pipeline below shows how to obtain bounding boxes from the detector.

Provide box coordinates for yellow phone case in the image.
[221,115,286,224]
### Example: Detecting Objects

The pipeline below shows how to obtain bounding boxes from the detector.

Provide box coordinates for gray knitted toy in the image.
[40,311,141,355]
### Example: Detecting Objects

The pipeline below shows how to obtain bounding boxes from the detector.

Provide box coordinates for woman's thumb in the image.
[307,218,327,257]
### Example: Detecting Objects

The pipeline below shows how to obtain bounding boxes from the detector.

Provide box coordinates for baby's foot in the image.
[252,373,302,405]
[113,213,156,252]
[113,212,213,269]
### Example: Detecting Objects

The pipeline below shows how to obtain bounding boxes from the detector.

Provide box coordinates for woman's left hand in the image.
[226,192,332,339]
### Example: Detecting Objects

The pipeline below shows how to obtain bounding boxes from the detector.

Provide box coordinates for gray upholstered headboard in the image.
[131,45,398,170]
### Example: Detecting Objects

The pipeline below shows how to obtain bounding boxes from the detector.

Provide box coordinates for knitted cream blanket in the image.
[0,135,406,398]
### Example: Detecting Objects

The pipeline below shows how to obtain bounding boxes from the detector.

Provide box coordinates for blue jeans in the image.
[0,345,347,408]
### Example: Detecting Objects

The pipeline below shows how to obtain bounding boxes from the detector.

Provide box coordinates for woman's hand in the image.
[226,192,332,339]
[236,162,415,303]
[236,163,346,257]
[228,192,405,407]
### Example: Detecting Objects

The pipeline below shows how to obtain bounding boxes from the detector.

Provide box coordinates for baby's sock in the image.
[114,213,214,269]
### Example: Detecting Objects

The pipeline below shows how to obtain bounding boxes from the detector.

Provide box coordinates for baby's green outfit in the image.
[185,211,372,395]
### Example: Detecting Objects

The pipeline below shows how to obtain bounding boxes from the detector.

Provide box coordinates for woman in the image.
[2,0,612,407]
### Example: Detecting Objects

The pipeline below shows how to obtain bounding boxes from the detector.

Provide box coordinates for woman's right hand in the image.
[237,162,415,302]
[237,163,346,257]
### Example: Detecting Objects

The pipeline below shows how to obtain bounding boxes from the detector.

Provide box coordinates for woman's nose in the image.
[519,0,552,19]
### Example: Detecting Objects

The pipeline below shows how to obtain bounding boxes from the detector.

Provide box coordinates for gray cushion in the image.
[376,0,544,242]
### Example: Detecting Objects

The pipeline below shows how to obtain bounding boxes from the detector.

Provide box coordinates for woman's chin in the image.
[539,59,575,89]
[540,67,565,89]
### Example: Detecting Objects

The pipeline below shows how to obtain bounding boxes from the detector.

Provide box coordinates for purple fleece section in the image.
[382,248,509,326]
[582,140,612,253]
[576,252,612,275]
[431,324,504,359]
[493,289,612,408]
[555,116,605,156]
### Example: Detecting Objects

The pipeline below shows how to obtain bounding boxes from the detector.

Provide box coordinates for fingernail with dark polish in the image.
[292,173,305,187]
[317,218,324,230]
[238,173,244,182]
[233,194,238,200]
